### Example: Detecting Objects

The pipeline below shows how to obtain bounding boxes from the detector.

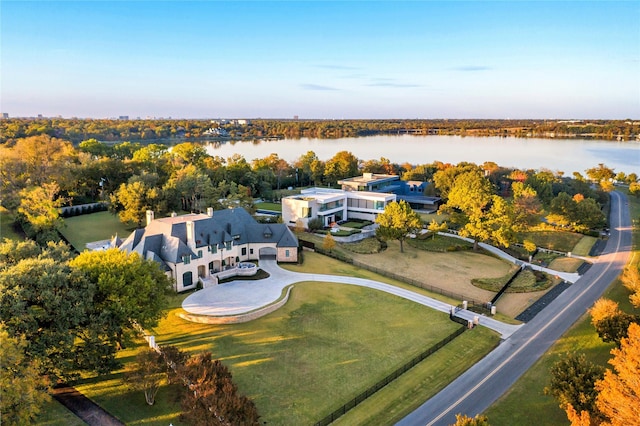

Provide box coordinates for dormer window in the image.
[182,255,190,264]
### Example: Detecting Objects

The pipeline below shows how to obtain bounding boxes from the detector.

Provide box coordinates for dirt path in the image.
[52,384,124,426]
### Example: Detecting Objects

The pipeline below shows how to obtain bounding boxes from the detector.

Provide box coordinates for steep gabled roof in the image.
[118,208,298,265]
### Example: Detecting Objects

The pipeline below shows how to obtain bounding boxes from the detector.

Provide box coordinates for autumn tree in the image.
[586,163,615,189]
[621,264,640,308]
[595,323,640,425]
[451,413,490,426]
[18,182,66,243]
[427,219,448,240]
[545,353,604,423]
[322,232,336,253]
[159,344,190,385]
[126,349,165,406]
[512,182,542,230]
[324,150,359,184]
[589,298,639,346]
[180,352,260,426]
[0,325,50,425]
[376,200,423,253]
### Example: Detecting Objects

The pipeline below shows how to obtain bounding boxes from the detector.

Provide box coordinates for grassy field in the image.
[486,190,640,425]
[60,211,134,251]
[71,282,466,425]
[572,236,598,256]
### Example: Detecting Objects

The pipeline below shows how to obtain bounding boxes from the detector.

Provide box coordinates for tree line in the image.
[3,134,635,246]
[1,117,638,144]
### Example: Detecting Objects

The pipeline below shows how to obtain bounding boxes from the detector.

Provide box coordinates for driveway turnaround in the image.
[183,258,524,338]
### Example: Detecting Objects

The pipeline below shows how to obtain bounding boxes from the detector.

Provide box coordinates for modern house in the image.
[117,207,298,292]
[281,187,396,229]
[338,173,440,212]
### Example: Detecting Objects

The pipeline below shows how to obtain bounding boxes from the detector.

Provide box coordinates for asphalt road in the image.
[398,191,633,426]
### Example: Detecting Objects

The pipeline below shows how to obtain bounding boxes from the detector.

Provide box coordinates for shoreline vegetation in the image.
[1,118,638,144]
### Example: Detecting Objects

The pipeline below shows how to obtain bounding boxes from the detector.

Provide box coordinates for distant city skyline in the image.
[2,1,639,119]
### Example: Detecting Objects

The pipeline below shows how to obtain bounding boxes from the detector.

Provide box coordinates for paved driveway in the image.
[182,259,522,338]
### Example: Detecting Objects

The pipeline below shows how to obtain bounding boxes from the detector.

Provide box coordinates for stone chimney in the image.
[207,207,214,217]
[146,210,155,226]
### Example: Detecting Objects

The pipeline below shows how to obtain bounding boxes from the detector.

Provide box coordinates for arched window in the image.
[183,271,193,287]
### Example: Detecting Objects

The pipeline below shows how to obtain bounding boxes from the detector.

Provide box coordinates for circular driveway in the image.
[181,259,522,338]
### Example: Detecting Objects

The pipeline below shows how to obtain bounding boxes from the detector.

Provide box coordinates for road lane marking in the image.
[425,191,627,426]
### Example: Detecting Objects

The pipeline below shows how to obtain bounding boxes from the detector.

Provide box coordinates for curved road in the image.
[398,190,633,426]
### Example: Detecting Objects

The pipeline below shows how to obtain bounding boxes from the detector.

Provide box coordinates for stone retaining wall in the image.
[178,286,293,324]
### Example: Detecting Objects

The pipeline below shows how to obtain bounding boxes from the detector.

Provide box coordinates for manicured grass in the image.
[254,201,282,212]
[334,327,500,426]
[420,212,450,225]
[572,235,598,256]
[407,233,473,252]
[341,220,372,229]
[548,256,584,273]
[472,266,520,291]
[0,208,23,241]
[60,211,134,251]
[35,398,85,426]
[518,230,584,252]
[153,282,462,425]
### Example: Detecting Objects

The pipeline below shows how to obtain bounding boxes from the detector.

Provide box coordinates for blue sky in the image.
[2,1,638,119]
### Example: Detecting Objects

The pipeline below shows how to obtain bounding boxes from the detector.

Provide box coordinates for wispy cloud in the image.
[300,83,340,91]
[315,64,361,71]
[452,65,492,72]
[366,78,420,88]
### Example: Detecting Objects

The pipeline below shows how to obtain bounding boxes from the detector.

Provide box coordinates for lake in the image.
[204,135,640,176]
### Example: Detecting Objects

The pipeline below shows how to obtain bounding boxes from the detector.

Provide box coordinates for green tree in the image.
[164,164,215,212]
[0,256,95,378]
[443,170,500,249]
[376,200,423,253]
[180,352,260,426]
[111,180,161,227]
[0,325,50,426]
[544,353,604,421]
[125,349,165,406]
[70,249,172,351]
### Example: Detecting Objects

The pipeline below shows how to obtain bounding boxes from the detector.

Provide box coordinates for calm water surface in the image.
[205,135,640,175]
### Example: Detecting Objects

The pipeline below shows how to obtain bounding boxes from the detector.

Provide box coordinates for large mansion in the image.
[282,173,440,230]
[118,208,298,292]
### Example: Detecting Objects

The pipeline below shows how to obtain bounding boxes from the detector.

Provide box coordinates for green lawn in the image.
[518,230,584,252]
[71,282,466,425]
[254,201,282,212]
[335,327,500,426]
[571,236,598,256]
[60,211,134,251]
[165,282,463,425]
[0,208,23,241]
